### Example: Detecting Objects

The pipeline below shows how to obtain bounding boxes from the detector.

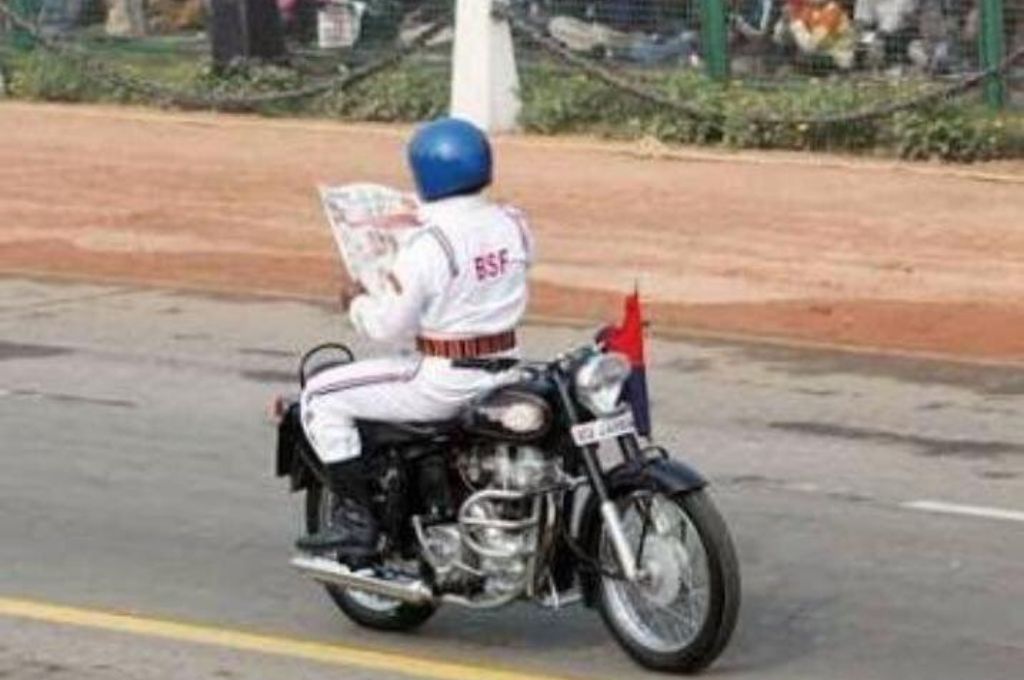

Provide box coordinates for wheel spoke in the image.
[601,492,712,654]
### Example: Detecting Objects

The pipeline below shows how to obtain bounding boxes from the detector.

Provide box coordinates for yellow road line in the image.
[0,597,579,680]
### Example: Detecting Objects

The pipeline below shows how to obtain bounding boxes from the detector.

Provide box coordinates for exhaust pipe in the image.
[290,555,435,605]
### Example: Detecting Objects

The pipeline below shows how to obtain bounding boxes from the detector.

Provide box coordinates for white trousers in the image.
[300,355,501,464]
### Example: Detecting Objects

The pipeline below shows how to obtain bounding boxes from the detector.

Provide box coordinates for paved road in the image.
[1,278,1022,680]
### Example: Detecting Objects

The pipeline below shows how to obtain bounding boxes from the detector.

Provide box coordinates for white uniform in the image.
[301,194,533,464]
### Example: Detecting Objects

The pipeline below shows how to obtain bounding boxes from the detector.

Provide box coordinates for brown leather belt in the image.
[416,330,517,359]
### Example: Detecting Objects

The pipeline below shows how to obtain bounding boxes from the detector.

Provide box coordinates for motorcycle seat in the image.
[357,418,461,448]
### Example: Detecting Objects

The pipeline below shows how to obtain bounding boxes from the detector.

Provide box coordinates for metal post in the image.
[979,0,1006,109]
[451,0,521,132]
[700,0,730,82]
[8,0,41,50]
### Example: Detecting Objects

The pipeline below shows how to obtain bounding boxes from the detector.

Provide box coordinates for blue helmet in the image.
[407,117,492,202]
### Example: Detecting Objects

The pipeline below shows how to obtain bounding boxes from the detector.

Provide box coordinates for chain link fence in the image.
[0,0,1021,158]
[0,1,455,55]
[523,0,1023,107]
[1,0,1019,106]
[0,0,456,109]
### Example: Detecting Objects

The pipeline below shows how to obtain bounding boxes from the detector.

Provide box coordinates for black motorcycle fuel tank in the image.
[461,379,557,443]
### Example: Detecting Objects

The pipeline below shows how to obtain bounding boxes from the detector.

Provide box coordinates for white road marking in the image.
[902,500,1024,524]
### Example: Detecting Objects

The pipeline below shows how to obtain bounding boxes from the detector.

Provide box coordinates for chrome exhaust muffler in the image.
[290,555,435,605]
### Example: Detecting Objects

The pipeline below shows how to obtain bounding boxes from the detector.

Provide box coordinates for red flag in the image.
[601,291,652,437]
[604,291,646,367]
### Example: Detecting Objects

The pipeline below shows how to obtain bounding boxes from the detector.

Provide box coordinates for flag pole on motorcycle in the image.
[599,286,652,438]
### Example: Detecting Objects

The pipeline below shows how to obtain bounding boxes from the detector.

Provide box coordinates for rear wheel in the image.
[305,483,437,632]
[596,489,740,673]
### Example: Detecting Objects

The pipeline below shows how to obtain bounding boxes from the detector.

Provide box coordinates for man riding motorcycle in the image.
[297,117,534,561]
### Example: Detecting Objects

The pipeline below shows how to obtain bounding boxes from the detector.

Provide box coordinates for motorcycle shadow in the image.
[416,601,608,651]
[390,592,820,677]
[709,589,835,676]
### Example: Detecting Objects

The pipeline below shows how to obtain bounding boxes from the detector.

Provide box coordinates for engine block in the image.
[414,445,563,606]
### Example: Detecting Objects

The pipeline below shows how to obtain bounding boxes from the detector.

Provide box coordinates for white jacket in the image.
[349,194,534,343]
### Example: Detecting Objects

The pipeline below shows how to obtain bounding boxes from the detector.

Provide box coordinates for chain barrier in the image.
[0,0,448,111]
[498,5,1024,129]
[2,1,1020,123]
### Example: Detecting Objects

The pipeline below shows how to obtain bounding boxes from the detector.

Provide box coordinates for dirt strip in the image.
[1,102,1022,361]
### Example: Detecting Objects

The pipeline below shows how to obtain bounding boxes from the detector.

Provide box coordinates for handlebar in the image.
[450,357,521,373]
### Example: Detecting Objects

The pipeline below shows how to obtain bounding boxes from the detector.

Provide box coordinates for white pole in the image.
[450,0,522,133]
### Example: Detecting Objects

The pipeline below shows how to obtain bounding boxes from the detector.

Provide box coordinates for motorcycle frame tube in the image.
[617,432,645,463]
[457,488,543,560]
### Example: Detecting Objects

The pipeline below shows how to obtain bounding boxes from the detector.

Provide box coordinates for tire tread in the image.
[596,488,740,673]
[305,483,437,632]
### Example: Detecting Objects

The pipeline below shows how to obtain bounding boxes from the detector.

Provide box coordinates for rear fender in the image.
[276,401,323,492]
[576,456,708,606]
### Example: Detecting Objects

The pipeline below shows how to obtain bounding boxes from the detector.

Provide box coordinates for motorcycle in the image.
[273,337,740,673]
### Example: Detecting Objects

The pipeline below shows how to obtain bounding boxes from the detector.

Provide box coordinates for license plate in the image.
[571,410,636,447]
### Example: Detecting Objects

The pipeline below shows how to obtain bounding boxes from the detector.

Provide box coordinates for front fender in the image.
[576,456,708,606]
[604,455,707,496]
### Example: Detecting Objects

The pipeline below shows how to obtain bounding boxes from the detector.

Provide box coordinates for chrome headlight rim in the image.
[574,351,632,417]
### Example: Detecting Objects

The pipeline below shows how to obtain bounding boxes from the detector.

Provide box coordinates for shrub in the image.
[8,50,105,102]
[4,44,1022,162]
[314,64,449,121]
[887,106,1018,162]
[518,66,1023,161]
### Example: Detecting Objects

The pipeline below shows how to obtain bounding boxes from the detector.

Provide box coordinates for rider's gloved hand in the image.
[339,279,367,312]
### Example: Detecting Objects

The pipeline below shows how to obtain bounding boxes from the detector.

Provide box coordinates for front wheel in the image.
[596,489,740,673]
[305,483,437,632]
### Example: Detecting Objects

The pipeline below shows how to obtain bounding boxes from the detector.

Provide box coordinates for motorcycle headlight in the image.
[574,352,631,416]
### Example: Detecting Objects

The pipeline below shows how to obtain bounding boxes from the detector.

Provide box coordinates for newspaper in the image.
[318,183,423,296]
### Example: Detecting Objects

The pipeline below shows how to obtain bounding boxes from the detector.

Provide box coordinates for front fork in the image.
[580,435,647,582]
[553,371,646,582]
[599,497,641,581]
